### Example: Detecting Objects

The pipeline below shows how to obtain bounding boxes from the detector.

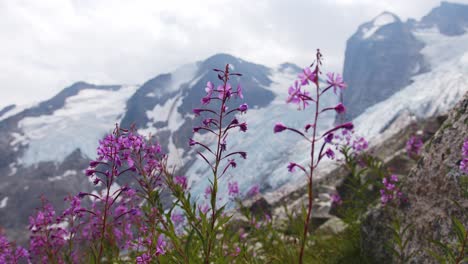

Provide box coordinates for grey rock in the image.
[361,92,468,263]
[341,12,426,121]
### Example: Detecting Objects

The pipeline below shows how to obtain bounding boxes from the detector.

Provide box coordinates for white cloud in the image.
[0,0,467,108]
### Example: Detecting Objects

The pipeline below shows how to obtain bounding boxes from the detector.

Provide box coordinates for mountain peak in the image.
[374,11,400,22]
[360,11,401,39]
[420,1,468,36]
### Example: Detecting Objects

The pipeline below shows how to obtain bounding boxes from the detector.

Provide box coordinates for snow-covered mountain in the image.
[342,1,468,121]
[1,1,467,239]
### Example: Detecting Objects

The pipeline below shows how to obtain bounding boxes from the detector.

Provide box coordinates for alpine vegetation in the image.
[273,49,352,263]
[0,50,466,264]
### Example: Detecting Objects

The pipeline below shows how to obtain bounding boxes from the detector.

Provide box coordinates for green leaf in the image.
[451,216,467,244]
[426,249,447,264]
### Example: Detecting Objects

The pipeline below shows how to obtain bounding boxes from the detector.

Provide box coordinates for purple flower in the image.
[203,118,214,127]
[230,118,239,125]
[305,123,315,133]
[326,72,347,94]
[0,233,29,263]
[287,81,302,104]
[205,81,214,95]
[247,184,260,197]
[175,175,188,190]
[204,186,212,199]
[171,212,185,226]
[201,96,211,105]
[342,122,354,130]
[199,203,210,214]
[136,253,151,264]
[237,84,243,99]
[461,158,468,174]
[334,103,346,114]
[239,103,248,113]
[228,159,237,168]
[228,181,239,197]
[331,193,342,205]
[239,122,248,132]
[460,140,468,174]
[238,151,247,159]
[156,235,167,256]
[287,162,297,172]
[85,169,95,176]
[462,140,468,157]
[89,160,100,167]
[218,83,232,100]
[298,67,315,85]
[274,122,288,133]
[189,138,197,146]
[380,175,406,206]
[406,135,423,157]
[325,133,334,143]
[193,108,203,116]
[352,137,368,152]
[325,148,335,159]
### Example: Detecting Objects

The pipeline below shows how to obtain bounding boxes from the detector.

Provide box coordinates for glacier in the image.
[15,85,138,165]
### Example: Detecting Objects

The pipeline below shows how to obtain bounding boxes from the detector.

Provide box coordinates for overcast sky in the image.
[1,0,467,108]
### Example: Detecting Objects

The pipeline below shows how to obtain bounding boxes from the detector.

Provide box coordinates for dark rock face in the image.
[361,92,468,263]
[0,105,15,118]
[0,149,93,244]
[121,73,174,129]
[0,82,121,242]
[342,12,426,121]
[341,2,468,122]
[419,1,468,36]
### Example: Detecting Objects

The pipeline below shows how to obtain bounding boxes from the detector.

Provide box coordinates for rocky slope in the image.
[362,92,468,263]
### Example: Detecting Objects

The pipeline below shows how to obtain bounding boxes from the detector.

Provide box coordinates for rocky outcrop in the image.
[361,92,468,263]
[341,12,426,121]
[419,1,468,36]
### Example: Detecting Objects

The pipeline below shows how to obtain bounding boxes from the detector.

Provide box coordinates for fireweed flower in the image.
[274,122,288,133]
[460,139,468,174]
[462,139,468,157]
[29,199,68,263]
[274,50,352,263]
[228,181,240,197]
[326,72,347,94]
[334,103,346,114]
[0,232,29,263]
[406,135,423,157]
[247,184,260,197]
[298,67,316,85]
[175,175,188,190]
[190,64,250,262]
[236,84,243,99]
[171,211,185,226]
[287,80,312,109]
[76,125,167,259]
[380,174,406,206]
[287,80,302,104]
[325,148,335,159]
[331,193,342,206]
[239,103,248,113]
